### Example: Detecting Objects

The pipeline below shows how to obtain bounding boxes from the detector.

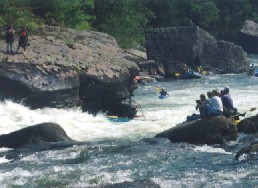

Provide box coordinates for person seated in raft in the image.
[186,94,208,122]
[201,90,223,118]
[194,65,201,73]
[248,64,256,76]
[221,86,237,117]
[160,87,169,96]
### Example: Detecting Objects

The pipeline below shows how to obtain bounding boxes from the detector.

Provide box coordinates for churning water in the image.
[0,57,258,187]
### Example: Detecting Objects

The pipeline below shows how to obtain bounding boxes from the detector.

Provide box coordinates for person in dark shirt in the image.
[195,94,208,113]
[221,86,237,117]
[5,24,15,54]
[160,87,169,96]
[16,26,29,54]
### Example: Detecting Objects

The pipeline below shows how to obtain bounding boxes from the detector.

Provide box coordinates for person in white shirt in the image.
[201,90,223,118]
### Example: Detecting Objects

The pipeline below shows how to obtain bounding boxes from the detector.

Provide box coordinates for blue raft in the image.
[107,116,130,122]
[159,95,168,99]
[179,71,204,79]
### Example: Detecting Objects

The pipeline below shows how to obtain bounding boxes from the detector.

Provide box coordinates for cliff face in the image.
[0,26,139,118]
[220,20,258,54]
[145,26,249,76]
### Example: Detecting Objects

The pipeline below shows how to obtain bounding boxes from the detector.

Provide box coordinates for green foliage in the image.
[65,39,75,49]
[94,0,154,48]
[214,0,252,33]
[52,0,94,30]
[188,0,219,31]
[1,0,258,49]
[0,0,43,32]
[148,0,218,30]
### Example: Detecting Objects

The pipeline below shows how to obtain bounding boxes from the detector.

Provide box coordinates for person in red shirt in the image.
[16,26,29,54]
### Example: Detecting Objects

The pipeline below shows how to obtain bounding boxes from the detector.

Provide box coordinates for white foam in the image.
[194,145,232,154]
[0,156,11,164]
[0,73,257,144]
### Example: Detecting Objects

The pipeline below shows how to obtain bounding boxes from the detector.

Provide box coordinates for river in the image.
[0,57,257,187]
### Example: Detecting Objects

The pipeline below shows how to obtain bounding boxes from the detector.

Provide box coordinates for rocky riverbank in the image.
[0,26,140,118]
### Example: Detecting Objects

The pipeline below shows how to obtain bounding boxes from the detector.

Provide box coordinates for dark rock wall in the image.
[0,62,80,108]
[145,26,249,76]
[220,20,258,54]
[220,32,258,54]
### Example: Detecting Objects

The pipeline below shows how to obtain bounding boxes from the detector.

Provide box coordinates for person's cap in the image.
[200,94,205,98]
[162,87,165,90]
[224,86,230,91]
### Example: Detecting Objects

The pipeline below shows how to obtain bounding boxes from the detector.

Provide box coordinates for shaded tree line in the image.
[0,0,258,48]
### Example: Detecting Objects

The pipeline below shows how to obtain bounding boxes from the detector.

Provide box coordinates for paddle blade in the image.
[155,87,161,92]
[250,107,257,112]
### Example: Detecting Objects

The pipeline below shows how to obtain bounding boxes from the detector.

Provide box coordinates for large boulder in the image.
[155,116,238,145]
[220,20,258,54]
[237,114,258,134]
[0,26,139,118]
[0,122,72,148]
[145,26,249,77]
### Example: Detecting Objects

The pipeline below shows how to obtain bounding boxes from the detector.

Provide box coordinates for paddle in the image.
[154,86,162,92]
[137,104,146,119]
[233,107,257,118]
[249,107,257,112]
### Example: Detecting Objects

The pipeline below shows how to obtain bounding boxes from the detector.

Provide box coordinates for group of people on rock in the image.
[5,24,29,55]
[187,86,238,122]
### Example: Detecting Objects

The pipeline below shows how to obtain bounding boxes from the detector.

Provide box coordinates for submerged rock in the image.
[235,140,258,160]
[90,180,160,188]
[0,122,72,148]
[155,116,238,145]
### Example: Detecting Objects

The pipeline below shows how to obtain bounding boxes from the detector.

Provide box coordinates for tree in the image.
[215,0,252,33]
[94,0,154,48]
[188,0,219,32]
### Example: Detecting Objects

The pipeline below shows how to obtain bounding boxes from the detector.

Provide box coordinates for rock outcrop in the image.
[145,26,249,77]
[220,20,258,54]
[155,116,238,145]
[0,26,139,118]
[0,122,72,148]
[237,114,258,134]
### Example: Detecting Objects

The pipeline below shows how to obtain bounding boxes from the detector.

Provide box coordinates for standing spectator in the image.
[16,26,28,54]
[5,24,15,54]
